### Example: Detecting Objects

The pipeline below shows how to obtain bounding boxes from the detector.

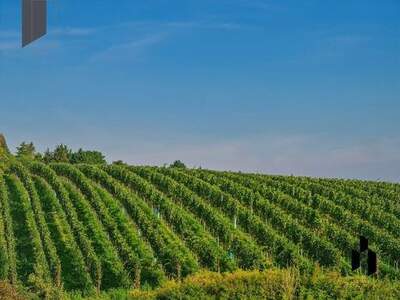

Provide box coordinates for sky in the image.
[0,0,399,181]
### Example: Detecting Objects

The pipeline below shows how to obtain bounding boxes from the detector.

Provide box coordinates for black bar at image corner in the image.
[22,0,47,47]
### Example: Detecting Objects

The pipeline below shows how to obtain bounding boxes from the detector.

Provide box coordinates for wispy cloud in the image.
[101,19,246,33]
[162,20,243,30]
[89,33,167,63]
[49,27,98,37]
[0,18,245,57]
[86,19,245,63]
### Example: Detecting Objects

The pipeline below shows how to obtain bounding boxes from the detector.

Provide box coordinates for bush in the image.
[42,145,106,165]
[130,269,298,300]
[0,281,27,300]
[70,149,106,165]
[16,142,36,159]
[129,268,400,300]
[301,269,400,299]
[170,160,186,169]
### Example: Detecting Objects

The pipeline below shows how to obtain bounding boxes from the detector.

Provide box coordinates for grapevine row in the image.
[157,167,313,270]
[78,165,168,280]
[5,174,51,286]
[64,163,199,278]
[139,167,314,272]
[26,161,97,292]
[217,171,400,279]
[252,175,400,267]
[91,184,165,288]
[304,177,400,223]
[188,169,343,268]
[130,166,269,270]
[61,178,132,289]
[0,177,12,281]
[10,162,62,287]
[95,165,236,272]
[272,175,400,240]
[56,164,166,286]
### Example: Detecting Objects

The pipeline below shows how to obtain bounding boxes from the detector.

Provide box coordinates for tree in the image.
[0,134,10,154]
[52,144,72,163]
[70,149,106,165]
[112,160,126,166]
[170,160,187,169]
[16,142,36,159]
[41,145,106,164]
[43,148,53,163]
[34,152,43,161]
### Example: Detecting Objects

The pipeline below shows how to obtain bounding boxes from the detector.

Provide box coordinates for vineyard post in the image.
[55,263,61,288]
[176,262,182,282]
[96,266,102,296]
[134,265,141,289]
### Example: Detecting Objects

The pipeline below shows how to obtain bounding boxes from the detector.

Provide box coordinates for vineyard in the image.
[0,151,400,298]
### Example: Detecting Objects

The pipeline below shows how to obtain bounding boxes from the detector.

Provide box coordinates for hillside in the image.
[0,152,400,297]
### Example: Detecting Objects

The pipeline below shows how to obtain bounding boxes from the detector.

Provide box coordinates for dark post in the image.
[352,250,360,271]
[351,236,378,275]
[360,236,368,252]
[368,250,377,276]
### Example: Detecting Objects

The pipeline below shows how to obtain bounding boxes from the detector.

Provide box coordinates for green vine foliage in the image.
[0,156,398,295]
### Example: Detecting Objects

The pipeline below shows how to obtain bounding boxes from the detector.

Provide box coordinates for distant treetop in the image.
[170,160,187,169]
[71,148,106,165]
[13,142,107,165]
[16,142,36,159]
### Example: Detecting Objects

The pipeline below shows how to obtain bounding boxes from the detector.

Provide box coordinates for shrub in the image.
[130,269,298,300]
[0,281,26,300]
[170,160,186,169]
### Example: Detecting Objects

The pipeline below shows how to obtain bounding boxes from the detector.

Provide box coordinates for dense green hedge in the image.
[129,268,400,300]
[4,269,400,299]
[130,269,298,300]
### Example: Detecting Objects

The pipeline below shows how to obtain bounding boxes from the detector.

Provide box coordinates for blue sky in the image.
[0,0,399,181]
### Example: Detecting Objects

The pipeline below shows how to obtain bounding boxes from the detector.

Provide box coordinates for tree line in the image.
[15,142,106,165]
[15,141,188,168]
